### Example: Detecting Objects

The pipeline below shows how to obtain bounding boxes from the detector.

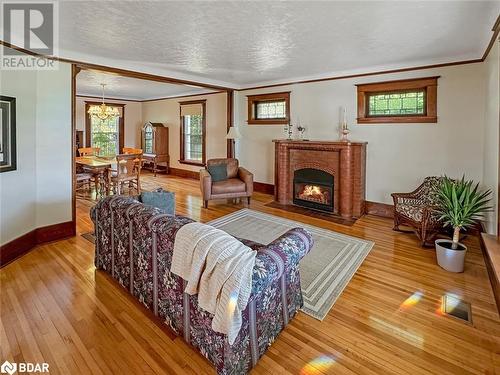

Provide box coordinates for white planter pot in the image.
[435,239,467,273]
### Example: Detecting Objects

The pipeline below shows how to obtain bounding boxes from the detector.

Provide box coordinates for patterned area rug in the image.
[208,209,374,320]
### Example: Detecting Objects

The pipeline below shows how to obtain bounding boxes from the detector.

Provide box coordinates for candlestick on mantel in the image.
[339,106,350,142]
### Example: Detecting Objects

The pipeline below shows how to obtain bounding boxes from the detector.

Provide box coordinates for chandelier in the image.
[87,84,120,121]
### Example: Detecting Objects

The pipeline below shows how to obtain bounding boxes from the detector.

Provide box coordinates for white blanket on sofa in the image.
[171,222,256,344]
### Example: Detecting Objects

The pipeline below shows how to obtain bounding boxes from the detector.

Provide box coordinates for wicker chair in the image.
[392,176,445,247]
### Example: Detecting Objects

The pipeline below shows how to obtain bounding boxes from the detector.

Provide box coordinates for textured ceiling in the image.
[59,1,499,88]
[76,70,215,100]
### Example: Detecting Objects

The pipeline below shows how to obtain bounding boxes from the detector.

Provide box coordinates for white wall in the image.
[142,92,228,172]
[482,40,499,235]
[234,63,487,205]
[75,96,143,149]
[0,69,38,244]
[0,49,72,244]
[35,65,72,228]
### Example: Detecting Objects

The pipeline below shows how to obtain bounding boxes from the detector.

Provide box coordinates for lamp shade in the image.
[225,126,242,140]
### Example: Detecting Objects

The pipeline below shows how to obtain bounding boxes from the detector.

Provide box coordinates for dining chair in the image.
[110,153,143,195]
[78,147,101,156]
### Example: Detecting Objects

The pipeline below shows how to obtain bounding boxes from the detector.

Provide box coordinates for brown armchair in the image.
[200,158,253,208]
[392,176,445,246]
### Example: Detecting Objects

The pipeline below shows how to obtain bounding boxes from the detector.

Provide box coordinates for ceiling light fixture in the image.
[87,84,120,121]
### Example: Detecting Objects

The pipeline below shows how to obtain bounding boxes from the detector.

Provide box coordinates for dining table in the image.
[75,156,117,196]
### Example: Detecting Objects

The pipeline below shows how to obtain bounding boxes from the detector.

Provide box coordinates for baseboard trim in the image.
[169,167,200,180]
[0,220,75,267]
[254,182,274,195]
[365,201,394,218]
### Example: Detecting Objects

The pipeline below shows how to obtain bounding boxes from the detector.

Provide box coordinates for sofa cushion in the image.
[207,163,228,182]
[212,178,246,195]
[140,189,175,215]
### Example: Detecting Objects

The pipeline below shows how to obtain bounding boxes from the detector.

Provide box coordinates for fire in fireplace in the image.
[293,168,334,212]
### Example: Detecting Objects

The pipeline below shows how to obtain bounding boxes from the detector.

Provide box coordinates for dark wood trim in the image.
[0,221,75,267]
[0,41,233,91]
[482,15,500,61]
[365,201,394,218]
[226,90,234,158]
[141,91,224,103]
[357,76,439,124]
[247,91,291,125]
[169,167,200,180]
[76,94,142,103]
[479,233,500,315]
[71,65,80,237]
[179,100,207,165]
[84,102,125,151]
[253,182,274,195]
[178,160,205,167]
[178,99,208,105]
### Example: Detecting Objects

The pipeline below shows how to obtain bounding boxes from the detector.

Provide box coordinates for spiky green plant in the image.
[435,176,491,249]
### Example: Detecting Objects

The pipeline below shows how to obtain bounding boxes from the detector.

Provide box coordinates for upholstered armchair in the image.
[392,176,445,246]
[200,158,253,208]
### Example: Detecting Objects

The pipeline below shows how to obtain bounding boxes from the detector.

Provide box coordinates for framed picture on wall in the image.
[0,96,16,173]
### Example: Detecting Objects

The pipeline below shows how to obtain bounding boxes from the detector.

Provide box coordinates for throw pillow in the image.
[207,164,227,182]
[140,188,175,215]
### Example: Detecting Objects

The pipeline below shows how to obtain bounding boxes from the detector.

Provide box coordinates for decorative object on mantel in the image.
[283,122,293,139]
[434,176,491,273]
[87,84,121,121]
[339,106,350,142]
[0,96,16,173]
[296,120,307,140]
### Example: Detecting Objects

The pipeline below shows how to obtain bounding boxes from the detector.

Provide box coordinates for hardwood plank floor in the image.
[2,172,499,374]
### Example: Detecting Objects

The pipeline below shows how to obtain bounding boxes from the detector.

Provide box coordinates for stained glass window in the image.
[255,100,286,119]
[368,90,425,116]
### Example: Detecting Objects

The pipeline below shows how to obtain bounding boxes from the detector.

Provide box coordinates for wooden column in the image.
[226,90,234,158]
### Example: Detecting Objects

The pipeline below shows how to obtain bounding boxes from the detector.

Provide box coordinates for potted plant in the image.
[434,176,491,272]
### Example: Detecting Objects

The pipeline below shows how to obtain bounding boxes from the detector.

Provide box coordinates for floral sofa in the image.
[91,196,313,374]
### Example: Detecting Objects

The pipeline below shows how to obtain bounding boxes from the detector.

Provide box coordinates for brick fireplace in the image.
[273,140,367,219]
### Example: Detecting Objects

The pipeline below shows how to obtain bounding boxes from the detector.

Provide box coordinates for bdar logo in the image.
[0,361,17,375]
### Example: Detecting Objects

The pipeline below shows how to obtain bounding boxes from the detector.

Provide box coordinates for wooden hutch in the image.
[141,122,169,175]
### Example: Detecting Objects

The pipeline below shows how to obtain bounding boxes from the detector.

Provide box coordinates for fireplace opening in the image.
[293,168,334,212]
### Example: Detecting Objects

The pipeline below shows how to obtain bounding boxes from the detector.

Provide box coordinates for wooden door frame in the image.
[84,101,125,152]
[71,65,234,236]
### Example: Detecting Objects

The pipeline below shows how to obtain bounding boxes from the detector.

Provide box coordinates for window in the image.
[85,102,124,156]
[179,100,206,166]
[247,91,290,125]
[356,76,439,123]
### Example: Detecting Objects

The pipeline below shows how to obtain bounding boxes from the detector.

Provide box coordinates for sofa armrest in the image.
[200,168,212,200]
[251,227,313,296]
[238,167,254,195]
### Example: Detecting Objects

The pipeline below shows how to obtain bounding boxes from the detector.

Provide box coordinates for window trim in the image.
[85,101,125,153]
[179,99,206,167]
[356,76,439,124]
[247,91,290,125]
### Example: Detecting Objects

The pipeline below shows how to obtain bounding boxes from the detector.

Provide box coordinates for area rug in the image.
[208,209,374,320]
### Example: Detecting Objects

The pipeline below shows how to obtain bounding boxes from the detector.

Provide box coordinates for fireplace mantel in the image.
[273,139,367,219]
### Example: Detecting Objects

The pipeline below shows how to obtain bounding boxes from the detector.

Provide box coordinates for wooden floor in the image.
[2,172,500,374]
